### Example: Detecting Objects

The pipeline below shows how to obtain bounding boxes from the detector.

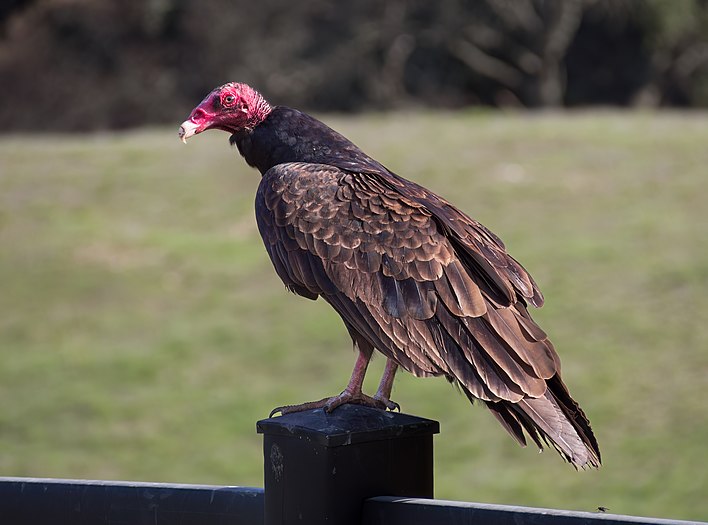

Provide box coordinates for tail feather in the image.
[486,399,545,450]
[545,374,601,466]
[484,375,601,469]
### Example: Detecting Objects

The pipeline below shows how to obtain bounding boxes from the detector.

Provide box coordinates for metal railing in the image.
[1,405,704,525]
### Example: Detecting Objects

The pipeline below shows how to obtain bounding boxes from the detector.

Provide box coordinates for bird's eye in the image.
[223,95,236,106]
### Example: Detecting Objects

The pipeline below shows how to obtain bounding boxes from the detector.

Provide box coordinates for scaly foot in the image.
[269,390,399,417]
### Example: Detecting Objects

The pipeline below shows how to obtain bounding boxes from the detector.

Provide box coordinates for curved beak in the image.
[178,120,202,144]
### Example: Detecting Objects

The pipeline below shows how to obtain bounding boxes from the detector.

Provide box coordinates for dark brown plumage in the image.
[179,82,601,468]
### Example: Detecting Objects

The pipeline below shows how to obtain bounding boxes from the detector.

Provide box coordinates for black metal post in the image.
[256,404,439,525]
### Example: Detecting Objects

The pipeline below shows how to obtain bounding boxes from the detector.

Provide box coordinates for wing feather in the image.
[442,260,487,317]
[484,307,557,379]
[255,161,599,467]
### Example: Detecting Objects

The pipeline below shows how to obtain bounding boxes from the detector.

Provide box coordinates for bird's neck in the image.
[246,95,273,131]
[231,107,389,177]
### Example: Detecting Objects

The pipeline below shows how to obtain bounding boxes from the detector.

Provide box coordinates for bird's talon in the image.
[270,392,399,417]
[375,397,400,412]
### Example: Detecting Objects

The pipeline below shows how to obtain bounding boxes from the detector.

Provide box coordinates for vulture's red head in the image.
[179,82,272,143]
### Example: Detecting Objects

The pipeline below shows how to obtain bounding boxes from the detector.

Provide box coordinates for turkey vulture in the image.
[179,83,601,468]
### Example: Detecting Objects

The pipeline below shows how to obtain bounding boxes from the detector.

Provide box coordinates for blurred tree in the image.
[564,0,650,106]
[638,0,708,106]
[420,0,586,107]
[0,0,191,130]
[0,0,706,132]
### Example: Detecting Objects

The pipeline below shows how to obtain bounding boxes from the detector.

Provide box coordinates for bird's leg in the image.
[320,347,373,412]
[373,359,400,411]
[269,350,398,417]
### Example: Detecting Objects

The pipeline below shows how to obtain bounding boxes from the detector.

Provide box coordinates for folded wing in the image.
[255,162,600,468]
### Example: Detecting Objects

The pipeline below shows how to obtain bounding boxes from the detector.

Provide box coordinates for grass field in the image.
[1,110,707,521]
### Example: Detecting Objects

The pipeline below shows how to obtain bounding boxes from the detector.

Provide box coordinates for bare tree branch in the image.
[676,42,708,77]
[486,0,543,34]
[462,24,543,75]
[447,38,524,87]
[544,0,584,60]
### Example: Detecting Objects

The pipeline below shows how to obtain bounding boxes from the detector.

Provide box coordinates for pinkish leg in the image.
[269,351,399,417]
[374,359,399,411]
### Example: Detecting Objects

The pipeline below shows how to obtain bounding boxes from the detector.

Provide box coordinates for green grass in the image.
[1,110,707,520]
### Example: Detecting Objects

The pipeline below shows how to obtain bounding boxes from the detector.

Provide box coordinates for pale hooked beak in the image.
[178,120,202,144]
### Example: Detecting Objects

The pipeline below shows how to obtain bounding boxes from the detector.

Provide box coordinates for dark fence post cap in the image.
[256,404,439,447]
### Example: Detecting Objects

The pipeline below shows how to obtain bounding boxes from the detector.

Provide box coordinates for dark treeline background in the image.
[2,0,708,132]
